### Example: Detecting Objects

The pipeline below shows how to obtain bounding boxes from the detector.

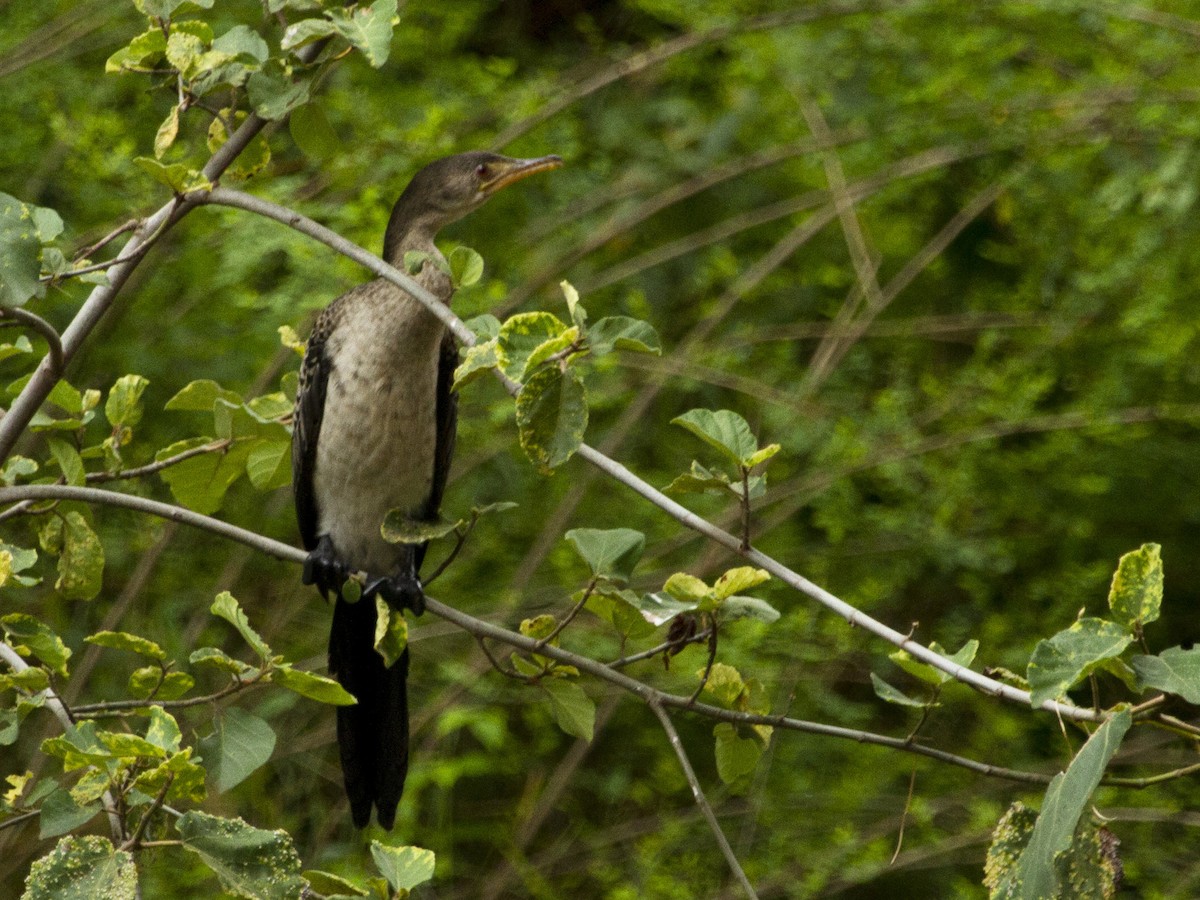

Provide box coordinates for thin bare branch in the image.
[0,484,1079,783]
[648,699,759,899]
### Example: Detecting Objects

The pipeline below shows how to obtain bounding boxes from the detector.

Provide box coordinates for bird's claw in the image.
[363,573,426,615]
[303,535,350,599]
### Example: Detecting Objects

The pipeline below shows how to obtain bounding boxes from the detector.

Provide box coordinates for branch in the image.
[0,39,330,465]
[648,699,758,899]
[0,306,64,379]
[162,193,1104,721]
[0,640,123,842]
[0,483,1066,787]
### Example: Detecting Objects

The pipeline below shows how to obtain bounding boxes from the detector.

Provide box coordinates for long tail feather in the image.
[328,596,409,829]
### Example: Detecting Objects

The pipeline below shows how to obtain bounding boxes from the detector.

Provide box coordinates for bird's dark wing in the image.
[427,331,459,516]
[292,302,339,552]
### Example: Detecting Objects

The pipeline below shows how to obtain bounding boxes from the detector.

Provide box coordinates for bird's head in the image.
[385,151,562,257]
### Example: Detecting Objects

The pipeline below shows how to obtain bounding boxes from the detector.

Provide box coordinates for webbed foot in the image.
[363,572,426,615]
[303,535,349,599]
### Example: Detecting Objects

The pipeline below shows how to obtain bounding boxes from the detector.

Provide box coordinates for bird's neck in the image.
[383,219,440,266]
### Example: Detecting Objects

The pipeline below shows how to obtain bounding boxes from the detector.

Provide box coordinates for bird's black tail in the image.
[328,595,409,829]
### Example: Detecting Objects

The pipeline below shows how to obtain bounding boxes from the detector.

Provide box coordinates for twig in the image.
[0,306,64,377]
[0,810,40,833]
[86,438,231,484]
[531,579,597,652]
[648,699,758,899]
[73,219,140,261]
[687,619,719,705]
[73,677,256,716]
[607,628,712,668]
[890,768,918,865]
[120,773,173,851]
[0,484,1070,787]
[423,515,478,585]
[475,636,535,683]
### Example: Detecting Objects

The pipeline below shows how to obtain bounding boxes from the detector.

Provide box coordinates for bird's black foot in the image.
[303,535,349,599]
[363,572,426,616]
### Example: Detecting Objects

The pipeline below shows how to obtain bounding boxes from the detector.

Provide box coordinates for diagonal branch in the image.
[648,698,758,899]
[0,483,1084,782]
[183,189,1102,721]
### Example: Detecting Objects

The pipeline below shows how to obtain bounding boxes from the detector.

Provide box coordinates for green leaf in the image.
[133,157,212,194]
[245,439,291,491]
[984,803,1122,900]
[154,104,180,158]
[189,646,256,676]
[246,66,311,121]
[21,835,136,900]
[542,679,595,742]
[635,591,701,627]
[369,842,435,892]
[373,598,408,669]
[38,789,100,840]
[713,722,761,792]
[1108,542,1163,630]
[211,591,271,660]
[303,870,368,897]
[197,708,276,793]
[870,672,929,707]
[212,25,269,64]
[563,528,645,585]
[84,630,166,661]
[157,438,250,514]
[280,17,337,52]
[145,706,182,753]
[519,614,556,641]
[165,379,242,412]
[0,193,55,306]
[663,572,709,604]
[719,596,781,624]
[134,748,207,804]
[1001,710,1131,900]
[744,443,781,468]
[671,408,761,468]
[288,102,340,160]
[890,639,980,687]
[452,339,499,390]
[587,315,662,356]
[46,439,85,487]
[664,460,737,497]
[176,811,305,900]
[561,280,587,329]
[1131,646,1200,704]
[1027,618,1133,706]
[515,366,588,473]
[464,313,501,340]
[105,29,167,74]
[327,0,398,67]
[700,662,746,707]
[584,588,656,639]
[273,665,356,706]
[380,511,460,544]
[2,613,70,677]
[448,245,484,288]
[712,567,770,601]
[497,311,570,381]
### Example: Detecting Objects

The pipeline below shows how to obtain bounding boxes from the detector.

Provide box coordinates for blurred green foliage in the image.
[4,0,1200,896]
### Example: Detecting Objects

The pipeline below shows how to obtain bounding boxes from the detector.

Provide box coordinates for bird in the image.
[291,151,562,829]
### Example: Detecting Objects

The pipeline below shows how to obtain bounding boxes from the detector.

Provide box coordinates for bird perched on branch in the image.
[292,151,561,829]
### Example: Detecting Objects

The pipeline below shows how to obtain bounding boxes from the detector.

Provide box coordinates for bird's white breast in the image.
[313,278,446,574]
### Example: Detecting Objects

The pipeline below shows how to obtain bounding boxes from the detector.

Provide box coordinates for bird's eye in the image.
[475,163,490,179]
